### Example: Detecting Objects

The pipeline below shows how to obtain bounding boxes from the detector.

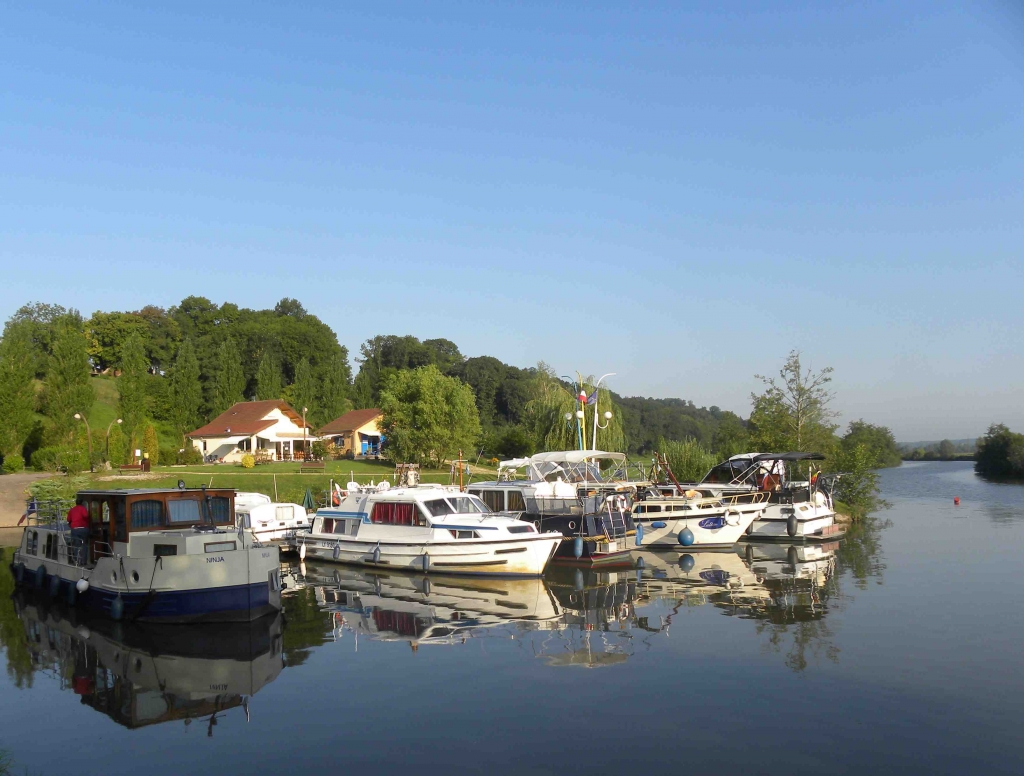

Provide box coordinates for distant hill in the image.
[898,438,976,452]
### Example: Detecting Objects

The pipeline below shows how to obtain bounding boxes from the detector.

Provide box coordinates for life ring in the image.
[332,492,341,506]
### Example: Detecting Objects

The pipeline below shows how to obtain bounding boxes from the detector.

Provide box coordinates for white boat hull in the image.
[745,503,840,541]
[634,506,762,549]
[300,533,561,577]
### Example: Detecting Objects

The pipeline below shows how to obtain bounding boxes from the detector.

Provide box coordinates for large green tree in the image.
[168,338,202,441]
[211,338,246,414]
[44,318,93,443]
[842,420,901,468]
[378,365,481,466]
[117,330,149,450]
[750,351,837,452]
[85,311,150,372]
[975,424,1024,480]
[313,354,352,428]
[255,351,282,401]
[523,366,625,452]
[0,321,37,456]
[289,358,317,421]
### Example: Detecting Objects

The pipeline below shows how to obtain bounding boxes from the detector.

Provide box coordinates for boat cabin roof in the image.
[498,450,628,484]
[76,488,236,498]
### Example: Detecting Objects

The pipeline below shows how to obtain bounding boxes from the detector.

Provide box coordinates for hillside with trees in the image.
[0,298,902,514]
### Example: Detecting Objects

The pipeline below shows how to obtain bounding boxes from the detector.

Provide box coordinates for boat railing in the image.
[21,498,76,527]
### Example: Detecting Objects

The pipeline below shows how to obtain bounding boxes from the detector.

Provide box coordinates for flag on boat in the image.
[586,391,598,405]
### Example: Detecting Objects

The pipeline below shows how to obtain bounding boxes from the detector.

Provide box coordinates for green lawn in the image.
[85,375,119,433]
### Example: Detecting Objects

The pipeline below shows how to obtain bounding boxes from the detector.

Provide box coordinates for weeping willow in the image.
[525,364,627,453]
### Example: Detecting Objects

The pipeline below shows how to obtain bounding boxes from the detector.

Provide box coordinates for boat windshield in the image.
[422,495,490,516]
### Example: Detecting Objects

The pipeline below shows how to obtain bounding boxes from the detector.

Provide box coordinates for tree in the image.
[44,318,93,444]
[750,351,837,452]
[975,424,1024,480]
[117,331,149,450]
[378,365,481,466]
[825,441,887,517]
[842,420,901,468]
[290,358,317,421]
[212,338,246,413]
[142,423,160,466]
[168,338,202,441]
[711,413,750,459]
[8,302,81,378]
[255,351,282,401]
[85,311,149,372]
[938,439,955,460]
[313,354,352,428]
[523,365,625,452]
[0,321,37,456]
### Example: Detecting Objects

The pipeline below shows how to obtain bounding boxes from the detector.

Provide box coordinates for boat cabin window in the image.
[131,500,164,530]
[26,531,38,555]
[423,499,454,517]
[473,490,504,512]
[506,491,526,511]
[113,500,126,542]
[452,495,489,513]
[209,497,231,524]
[702,461,749,484]
[371,502,421,526]
[167,499,203,524]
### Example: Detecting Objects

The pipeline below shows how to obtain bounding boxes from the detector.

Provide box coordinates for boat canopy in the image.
[498,450,628,484]
[753,452,826,462]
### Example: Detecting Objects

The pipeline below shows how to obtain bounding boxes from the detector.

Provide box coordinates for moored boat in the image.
[469,450,639,566]
[235,491,311,551]
[9,487,282,622]
[298,483,562,577]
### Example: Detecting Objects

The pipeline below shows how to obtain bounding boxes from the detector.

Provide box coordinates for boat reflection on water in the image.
[12,592,284,733]
[633,541,838,623]
[286,561,640,665]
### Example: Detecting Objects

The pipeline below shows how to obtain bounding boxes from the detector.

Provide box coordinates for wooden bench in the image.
[118,464,144,474]
[300,460,326,472]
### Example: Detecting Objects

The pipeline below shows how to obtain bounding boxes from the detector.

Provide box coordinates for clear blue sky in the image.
[2,1,1022,441]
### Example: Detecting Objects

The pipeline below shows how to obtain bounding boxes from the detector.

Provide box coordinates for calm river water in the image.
[2,461,1023,775]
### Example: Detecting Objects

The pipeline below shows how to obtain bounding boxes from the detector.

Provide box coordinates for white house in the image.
[187,400,317,463]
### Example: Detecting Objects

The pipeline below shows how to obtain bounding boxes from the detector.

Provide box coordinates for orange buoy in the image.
[953,497,960,505]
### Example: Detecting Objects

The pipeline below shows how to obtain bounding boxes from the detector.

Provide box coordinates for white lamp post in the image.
[590,373,616,449]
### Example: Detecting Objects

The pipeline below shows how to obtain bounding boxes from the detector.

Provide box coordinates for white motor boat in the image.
[686,452,845,542]
[631,486,769,549]
[235,492,311,549]
[298,483,562,577]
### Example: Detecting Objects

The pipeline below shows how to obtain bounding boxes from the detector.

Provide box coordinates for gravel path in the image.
[0,472,52,527]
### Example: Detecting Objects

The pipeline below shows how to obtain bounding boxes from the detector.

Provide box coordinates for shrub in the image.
[2,453,25,474]
[30,446,62,472]
[310,440,329,461]
[107,424,127,467]
[659,438,718,483]
[344,449,355,460]
[159,447,178,466]
[178,446,203,465]
[241,453,256,469]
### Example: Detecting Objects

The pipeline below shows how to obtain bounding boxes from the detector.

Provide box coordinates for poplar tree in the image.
[291,357,317,422]
[313,353,352,428]
[255,352,281,401]
[212,338,245,414]
[169,338,202,441]
[118,331,149,450]
[0,321,37,456]
[45,318,93,443]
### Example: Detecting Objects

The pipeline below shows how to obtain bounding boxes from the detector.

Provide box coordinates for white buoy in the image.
[299,541,307,560]
[76,578,90,593]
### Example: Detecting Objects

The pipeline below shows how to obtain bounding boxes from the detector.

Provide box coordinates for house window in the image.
[131,500,164,530]
[370,502,417,526]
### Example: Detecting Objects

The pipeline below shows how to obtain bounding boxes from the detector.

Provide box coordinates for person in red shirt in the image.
[67,503,90,565]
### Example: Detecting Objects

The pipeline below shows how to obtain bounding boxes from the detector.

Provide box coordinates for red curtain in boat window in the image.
[371,502,416,526]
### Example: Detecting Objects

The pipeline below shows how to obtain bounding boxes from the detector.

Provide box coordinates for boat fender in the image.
[111,594,124,621]
[635,523,644,547]
[299,541,307,560]
[373,545,381,564]
[48,574,61,598]
[66,582,77,607]
[13,563,24,585]
[333,543,341,560]
[635,556,645,570]
[787,515,798,537]
[746,522,754,535]
[787,546,799,567]
[421,553,430,572]
[421,577,431,595]
[34,564,46,589]
[573,569,584,591]
[651,521,666,529]
[76,625,91,640]
[745,544,753,562]
[679,554,695,573]
[76,578,90,594]
[573,537,583,559]
[678,528,695,547]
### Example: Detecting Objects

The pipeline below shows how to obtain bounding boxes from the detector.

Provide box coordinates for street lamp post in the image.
[74,413,94,472]
[105,418,123,462]
[591,373,616,450]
